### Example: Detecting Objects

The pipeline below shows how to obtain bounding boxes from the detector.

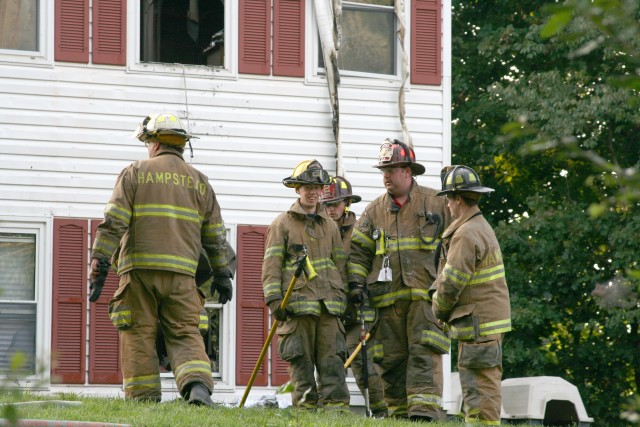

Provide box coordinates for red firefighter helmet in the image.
[321,176,362,205]
[373,138,425,176]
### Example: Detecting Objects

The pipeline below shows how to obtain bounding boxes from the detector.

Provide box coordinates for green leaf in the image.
[587,203,607,218]
[540,10,573,39]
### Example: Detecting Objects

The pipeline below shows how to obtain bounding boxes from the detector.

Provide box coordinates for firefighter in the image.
[90,113,233,406]
[348,139,452,421]
[262,160,350,412]
[430,165,511,425]
[321,176,387,417]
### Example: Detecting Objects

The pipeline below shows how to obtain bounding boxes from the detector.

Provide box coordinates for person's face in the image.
[297,184,323,212]
[324,200,347,221]
[446,194,463,219]
[380,166,412,197]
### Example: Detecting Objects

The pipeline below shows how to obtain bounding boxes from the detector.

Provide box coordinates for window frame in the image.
[127,0,238,79]
[0,0,53,67]
[307,0,405,88]
[0,216,52,388]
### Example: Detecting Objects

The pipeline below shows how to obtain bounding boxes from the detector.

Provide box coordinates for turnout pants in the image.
[109,269,214,401]
[374,299,444,419]
[276,308,350,411]
[458,335,504,425]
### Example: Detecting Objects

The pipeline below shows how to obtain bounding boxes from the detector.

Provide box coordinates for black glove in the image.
[348,282,367,305]
[89,257,110,302]
[268,299,289,322]
[211,269,233,304]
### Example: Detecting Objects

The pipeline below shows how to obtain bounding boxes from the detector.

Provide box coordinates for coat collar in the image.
[442,205,482,239]
[288,199,331,221]
[154,145,185,160]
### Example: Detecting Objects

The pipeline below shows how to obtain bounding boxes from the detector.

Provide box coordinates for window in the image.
[0,218,50,386]
[140,0,225,67]
[319,0,396,77]
[0,234,37,374]
[0,0,38,52]
[0,0,51,65]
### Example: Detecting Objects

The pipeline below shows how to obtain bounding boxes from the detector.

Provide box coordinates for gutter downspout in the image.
[395,0,413,149]
[315,0,344,176]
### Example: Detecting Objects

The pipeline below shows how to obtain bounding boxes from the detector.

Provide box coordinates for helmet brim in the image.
[283,177,332,188]
[436,187,495,197]
[323,194,362,204]
[373,162,425,176]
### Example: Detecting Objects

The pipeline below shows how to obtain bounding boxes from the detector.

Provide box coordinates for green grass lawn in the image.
[0,392,466,426]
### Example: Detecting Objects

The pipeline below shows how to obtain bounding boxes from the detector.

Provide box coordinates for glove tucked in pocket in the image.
[108,278,132,330]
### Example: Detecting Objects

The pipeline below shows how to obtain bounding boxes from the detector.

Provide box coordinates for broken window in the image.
[140,0,225,67]
[320,0,396,76]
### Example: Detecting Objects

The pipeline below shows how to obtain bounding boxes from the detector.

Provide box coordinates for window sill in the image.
[0,51,53,68]
[306,71,405,91]
[127,61,238,81]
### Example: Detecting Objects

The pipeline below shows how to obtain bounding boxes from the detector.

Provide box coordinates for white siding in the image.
[0,68,450,226]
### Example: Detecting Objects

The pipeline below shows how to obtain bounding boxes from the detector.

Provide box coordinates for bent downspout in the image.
[315,0,344,176]
[395,0,413,148]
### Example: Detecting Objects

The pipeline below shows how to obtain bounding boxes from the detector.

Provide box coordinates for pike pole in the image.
[239,253,307,408]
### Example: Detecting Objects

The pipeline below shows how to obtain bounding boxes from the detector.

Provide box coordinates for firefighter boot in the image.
[186,382,213,407]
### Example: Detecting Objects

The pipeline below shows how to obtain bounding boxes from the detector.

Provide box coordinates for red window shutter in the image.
[273,0,305,77]
[235,226,269,386]
[55,0,89,63]
[52,218,88,384]
[411,0,441,85]
[88,220,122,384]
[239,0,271,75]
[92,0,126,65]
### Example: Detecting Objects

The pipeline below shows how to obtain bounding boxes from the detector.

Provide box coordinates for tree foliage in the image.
[451,1,640,425]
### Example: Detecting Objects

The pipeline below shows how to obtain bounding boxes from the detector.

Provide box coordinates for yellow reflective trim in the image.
[420,330,451,353]
[387,236,439,252]
[264,245,285,259]
[124,374,161,390]
[174,360,211,382]
[105,203,132,223]
[407,393,443,408]
[352,229,375,253]
[134,204,201,223]
[348,262,368,278]
[443,263,471,286]
[470,264,506,285]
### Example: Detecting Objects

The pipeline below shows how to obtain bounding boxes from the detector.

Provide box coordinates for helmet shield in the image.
[321,176,362,204]
[373,138,425,175]
[283,160,332,188]
[437,165,495,196]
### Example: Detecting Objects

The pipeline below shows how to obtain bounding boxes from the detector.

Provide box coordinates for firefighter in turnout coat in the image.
[430,165,511,425]
[348,139,452,421]
[90,113,232,406]
[321,176,387,417]
[262,160,350,412]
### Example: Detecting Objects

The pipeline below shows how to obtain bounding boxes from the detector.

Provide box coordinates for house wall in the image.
[0,0,452,406]
[0,66,449,224]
